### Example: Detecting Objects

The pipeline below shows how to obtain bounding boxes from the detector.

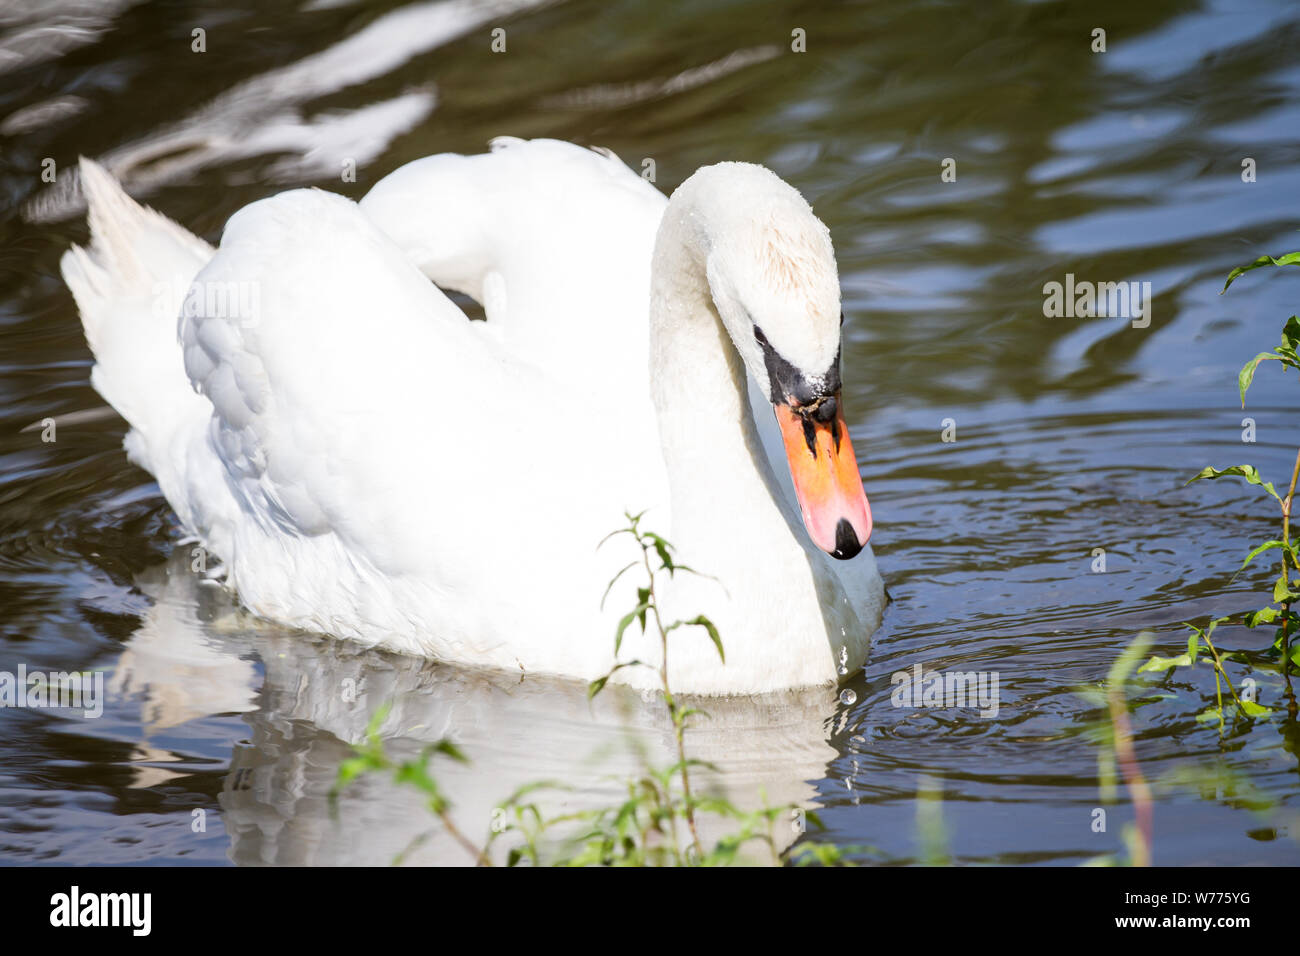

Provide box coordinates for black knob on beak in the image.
[813,395,837,423]
[832,518,864,560]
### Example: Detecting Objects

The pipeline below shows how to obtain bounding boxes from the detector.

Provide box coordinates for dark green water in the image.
[2,0,1299,864]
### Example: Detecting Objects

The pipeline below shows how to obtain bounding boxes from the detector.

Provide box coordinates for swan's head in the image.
[672,162,872,559]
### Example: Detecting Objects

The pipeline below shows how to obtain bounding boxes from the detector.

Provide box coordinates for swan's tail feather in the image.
[60,158,213,476]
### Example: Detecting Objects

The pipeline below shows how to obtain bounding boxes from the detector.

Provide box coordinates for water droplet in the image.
[839,689,856,706]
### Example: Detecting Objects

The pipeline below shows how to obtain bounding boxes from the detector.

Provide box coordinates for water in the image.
[2,0,1299,864]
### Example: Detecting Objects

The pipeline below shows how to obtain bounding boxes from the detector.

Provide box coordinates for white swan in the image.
[61,138,885,695]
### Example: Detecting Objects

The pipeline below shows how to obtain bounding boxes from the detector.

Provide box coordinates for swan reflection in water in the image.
[112,550,846,865]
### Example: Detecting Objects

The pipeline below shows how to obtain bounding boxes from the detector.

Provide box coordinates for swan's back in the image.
[61,159,651,679]
[360,138,668,397]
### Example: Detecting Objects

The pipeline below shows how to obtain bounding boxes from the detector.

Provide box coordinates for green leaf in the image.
[596,526,634,551]
[1238,352,1281,406]
[1274,574,1300,604]
[600,561,637,609]
[431,738,469,764]
[1107,632,1154,686]
[645,533,676,574]
[1195,706,1223,724]
[614,601,650,654]
[364,701,393,737]
[679,614,725,663]
[675,705,712,724]
[1244,606,1281,628]
[1221,251,1300,294]
[1282,315,1300,353]
[1186,628,1200,665]
[1239,699,1273,718]
[1137,653,1191,673]
[1236,322,1300,405]
[336,756,371,789]
[636,587,650,632]
[1186,464,1283,504]
[1238,540,1297,575]
[587,660,648,699]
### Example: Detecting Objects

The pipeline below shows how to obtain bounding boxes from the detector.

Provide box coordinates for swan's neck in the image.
[636,178,880,691]
[647,205,797,575]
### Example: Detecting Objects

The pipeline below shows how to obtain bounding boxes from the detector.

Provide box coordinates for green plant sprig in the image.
[330,702,491,866]
[1167,251,1300,719]
[590,510,725,859]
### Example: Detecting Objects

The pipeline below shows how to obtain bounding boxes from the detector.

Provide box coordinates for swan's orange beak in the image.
[774,393,872,559]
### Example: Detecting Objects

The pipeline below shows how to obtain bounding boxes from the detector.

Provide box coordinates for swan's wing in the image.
[181,188,513,567]
[359,138,667,394]
[177,188,646,654]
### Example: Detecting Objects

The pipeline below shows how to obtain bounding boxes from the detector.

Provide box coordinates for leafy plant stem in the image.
[640,536,703,860]
[443,810,492,867]
[1281,447,1300,712]
[1201,630,1247,717]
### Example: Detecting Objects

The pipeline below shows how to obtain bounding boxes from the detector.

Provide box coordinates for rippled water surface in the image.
[2,0,1300,864]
